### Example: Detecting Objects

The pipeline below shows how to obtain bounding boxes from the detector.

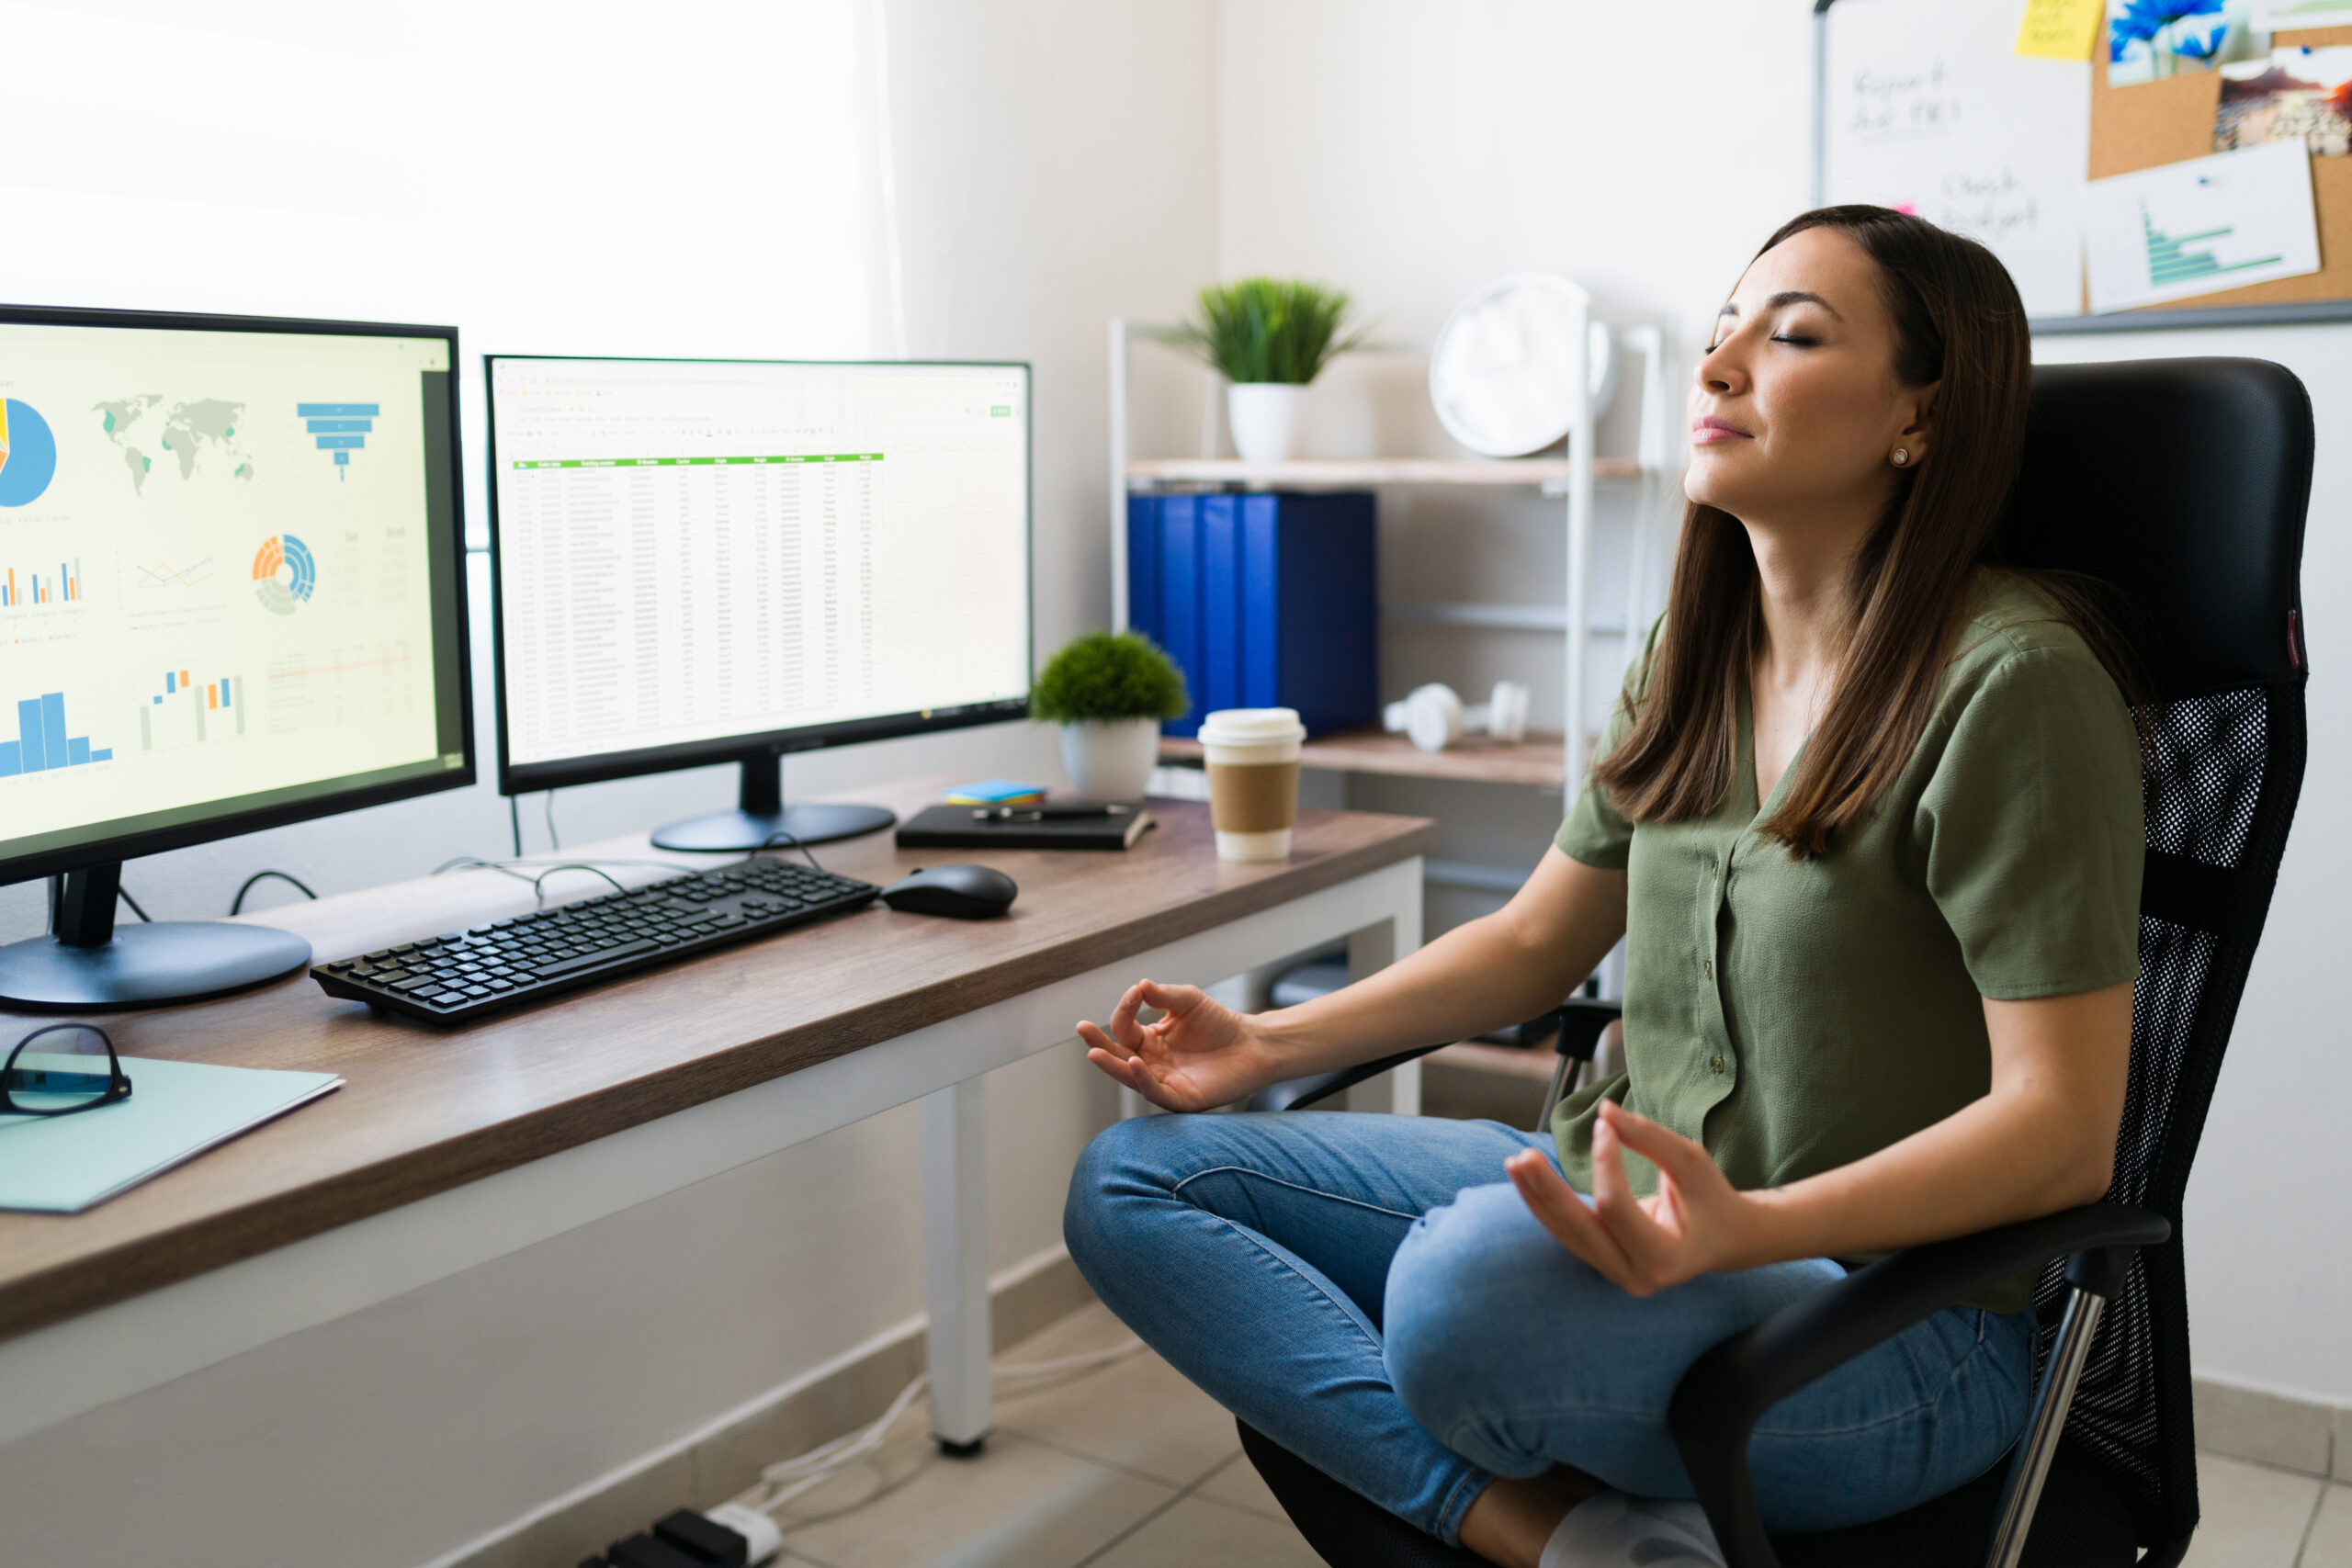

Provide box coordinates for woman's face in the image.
[1685,225,1936,529]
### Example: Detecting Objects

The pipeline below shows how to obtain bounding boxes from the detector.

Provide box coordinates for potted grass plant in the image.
[1178,277,1364,462]
[1032,630,1188,801]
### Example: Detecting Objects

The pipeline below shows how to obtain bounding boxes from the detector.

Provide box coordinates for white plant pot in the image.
[1227,383,1306,463]
[1060,718,1160,803]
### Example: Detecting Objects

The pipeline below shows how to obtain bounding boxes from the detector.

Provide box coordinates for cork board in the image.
[2091,23,2352,312]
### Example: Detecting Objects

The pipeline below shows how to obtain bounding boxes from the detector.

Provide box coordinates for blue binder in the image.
[1125,494,1162,649]
[1158,494,1204,736]
[1236,491,1377,734]
[1198,494,1243,717]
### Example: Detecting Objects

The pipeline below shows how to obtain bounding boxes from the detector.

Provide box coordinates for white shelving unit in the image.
[1108,298,1677,809]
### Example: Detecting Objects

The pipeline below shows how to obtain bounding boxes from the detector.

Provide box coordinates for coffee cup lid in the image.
[1199,707,1306,744]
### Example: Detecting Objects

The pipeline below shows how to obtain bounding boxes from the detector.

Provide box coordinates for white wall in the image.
[1217,0,2349,1404]
[0,5,1223,1564]
[1213,0,1815,931]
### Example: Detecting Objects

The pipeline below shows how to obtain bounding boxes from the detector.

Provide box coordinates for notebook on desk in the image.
[0,1055,343,1213]
[895,804,1157,851]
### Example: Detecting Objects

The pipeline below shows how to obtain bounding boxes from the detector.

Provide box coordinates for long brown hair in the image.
[1593,205,2115,858]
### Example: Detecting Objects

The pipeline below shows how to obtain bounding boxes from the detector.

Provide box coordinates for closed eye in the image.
[1770,333,1817,346]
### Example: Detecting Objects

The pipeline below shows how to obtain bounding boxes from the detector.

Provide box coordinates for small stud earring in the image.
[1892,448,1910,467]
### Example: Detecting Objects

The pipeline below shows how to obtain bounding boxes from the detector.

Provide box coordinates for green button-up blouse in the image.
[1553,574,2143,1313]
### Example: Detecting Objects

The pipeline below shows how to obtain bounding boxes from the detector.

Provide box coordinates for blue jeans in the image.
[1063,1111,2036,1548]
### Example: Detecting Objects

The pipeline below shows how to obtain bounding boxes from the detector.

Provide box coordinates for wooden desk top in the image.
[0,780,1432,1342]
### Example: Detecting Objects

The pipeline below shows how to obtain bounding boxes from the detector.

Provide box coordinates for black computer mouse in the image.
[880,864,1018,919]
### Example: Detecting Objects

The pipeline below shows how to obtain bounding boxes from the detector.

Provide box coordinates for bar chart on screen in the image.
[0,693,111,778]
[0,560,84,609]
[138,669,246,752]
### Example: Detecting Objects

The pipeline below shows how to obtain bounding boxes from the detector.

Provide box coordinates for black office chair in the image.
[1234,358,2312,1568]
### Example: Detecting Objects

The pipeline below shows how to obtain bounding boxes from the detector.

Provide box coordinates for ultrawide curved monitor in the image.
[484,356,1033,840]
[0,306,472,888]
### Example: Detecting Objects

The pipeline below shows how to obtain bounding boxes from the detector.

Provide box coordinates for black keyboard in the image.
[311,858,881,1023]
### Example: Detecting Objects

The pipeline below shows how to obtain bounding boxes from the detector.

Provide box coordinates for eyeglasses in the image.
[3,1023,133,1118]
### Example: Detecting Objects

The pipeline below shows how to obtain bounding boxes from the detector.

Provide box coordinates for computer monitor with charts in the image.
[0,306,471,1008]
[485,356,1032,851]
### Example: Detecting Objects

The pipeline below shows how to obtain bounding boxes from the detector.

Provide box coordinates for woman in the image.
[1062,206,2143,1568]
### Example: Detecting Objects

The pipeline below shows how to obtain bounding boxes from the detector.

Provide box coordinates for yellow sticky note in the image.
[2016,0,2103,60]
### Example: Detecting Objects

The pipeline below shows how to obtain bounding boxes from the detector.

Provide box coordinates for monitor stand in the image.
[649,755,897,854]
[0,862,314,1011]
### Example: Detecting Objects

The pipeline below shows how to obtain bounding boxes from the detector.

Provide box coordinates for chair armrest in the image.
[1554,997,1623,1062]
[1257,997,1620,1112]
[1667,1201,2171,1568]
[1247,1043,1453,1111]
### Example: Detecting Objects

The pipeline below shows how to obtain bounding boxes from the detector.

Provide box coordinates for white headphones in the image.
[1381,681,1532,753]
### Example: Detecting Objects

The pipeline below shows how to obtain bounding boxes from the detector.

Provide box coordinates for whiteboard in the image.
[1820,0,2091,317]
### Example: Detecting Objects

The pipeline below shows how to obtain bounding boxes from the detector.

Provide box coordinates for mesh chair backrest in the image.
[1996,359,2311,1553]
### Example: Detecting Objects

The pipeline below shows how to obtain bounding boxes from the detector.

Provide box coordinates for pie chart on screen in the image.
[0,399,59,508]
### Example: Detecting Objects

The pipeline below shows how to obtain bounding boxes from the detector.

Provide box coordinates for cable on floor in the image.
[729,1337,1147,1518]
[230,870,319,916]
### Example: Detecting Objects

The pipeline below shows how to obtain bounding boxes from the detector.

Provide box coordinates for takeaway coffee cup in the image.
[1198,707,1306,862]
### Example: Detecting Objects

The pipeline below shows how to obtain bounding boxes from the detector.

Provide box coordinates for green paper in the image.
[0,1055,342,1213]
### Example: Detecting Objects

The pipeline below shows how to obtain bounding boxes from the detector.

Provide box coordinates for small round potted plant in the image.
[1032,630,1188,802]
[1179,276,1364,462]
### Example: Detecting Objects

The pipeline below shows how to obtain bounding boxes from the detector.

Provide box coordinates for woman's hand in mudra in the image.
[1504,1100,1766,1296]
[1077,979,1276,1113]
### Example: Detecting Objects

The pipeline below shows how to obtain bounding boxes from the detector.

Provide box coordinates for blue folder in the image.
[1158,493,1204,736]
[1199,494,1243,718]
[1125,493,1163,649]
[1235,491,1378,733]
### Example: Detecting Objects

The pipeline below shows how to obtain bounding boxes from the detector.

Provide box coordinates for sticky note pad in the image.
[2016,0,2102,60]
[944,779,1048,806]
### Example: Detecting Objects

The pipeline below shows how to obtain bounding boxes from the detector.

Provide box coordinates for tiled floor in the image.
[762,1300,2352,1567]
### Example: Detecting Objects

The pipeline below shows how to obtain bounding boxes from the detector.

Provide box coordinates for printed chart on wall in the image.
[1824,0,2094,316]
[0,321,451,849]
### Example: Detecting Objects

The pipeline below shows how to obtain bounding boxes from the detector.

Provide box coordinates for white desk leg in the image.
[922,1077,992,1453]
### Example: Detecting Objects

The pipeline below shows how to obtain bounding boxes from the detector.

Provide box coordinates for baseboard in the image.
[425,1244,1098,1568]
[2193,1372,2352,1482]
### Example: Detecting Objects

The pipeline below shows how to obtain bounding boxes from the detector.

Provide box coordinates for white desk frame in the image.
[0,853,1422,1454]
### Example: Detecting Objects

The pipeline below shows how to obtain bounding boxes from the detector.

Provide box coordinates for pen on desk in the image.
[971,803,1136,821]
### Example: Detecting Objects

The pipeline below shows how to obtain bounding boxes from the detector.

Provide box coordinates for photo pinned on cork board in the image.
[2214,44,2352,152]
[2108,0,2267,88]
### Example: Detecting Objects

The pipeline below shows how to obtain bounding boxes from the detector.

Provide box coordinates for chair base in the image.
[1238,1420,1487,1567]
[1238,1420,2144,1568]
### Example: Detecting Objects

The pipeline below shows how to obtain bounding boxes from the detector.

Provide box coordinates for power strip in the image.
[581,1505,783,1568]
[588,1335,1149,1565]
